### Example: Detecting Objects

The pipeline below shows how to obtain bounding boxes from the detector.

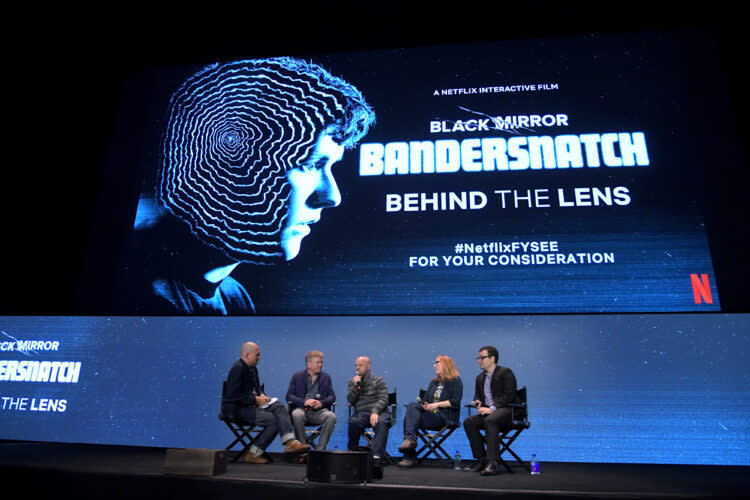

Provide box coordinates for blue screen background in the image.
[1,313,748,464]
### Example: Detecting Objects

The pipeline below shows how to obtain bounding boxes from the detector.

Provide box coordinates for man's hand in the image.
[370,413,379,426]
[477,406,492,416]
[352,375,362,385]
[305,399,322,409]
[255,395,269,406]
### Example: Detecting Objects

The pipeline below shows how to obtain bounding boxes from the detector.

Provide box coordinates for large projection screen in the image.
[80,30,732,316]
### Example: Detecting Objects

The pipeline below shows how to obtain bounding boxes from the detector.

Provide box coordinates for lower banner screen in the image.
[1,314,748,464]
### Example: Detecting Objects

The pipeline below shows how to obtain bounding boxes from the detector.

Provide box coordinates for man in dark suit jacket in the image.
[286,350,337,450]
[221,342,310,463]
[463,345,519,476]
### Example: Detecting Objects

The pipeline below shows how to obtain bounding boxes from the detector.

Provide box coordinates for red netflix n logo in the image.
[690,274,713,304]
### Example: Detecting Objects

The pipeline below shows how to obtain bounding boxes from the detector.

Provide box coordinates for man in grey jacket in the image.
[347,356,391,464]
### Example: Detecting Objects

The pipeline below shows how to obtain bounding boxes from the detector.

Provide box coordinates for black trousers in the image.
[463,408,512,462]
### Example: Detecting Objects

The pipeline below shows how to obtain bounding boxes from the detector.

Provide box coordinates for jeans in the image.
[402,402,446,459]
[347,411,391,457]
[291,407,337,450]
[253,401,295,450]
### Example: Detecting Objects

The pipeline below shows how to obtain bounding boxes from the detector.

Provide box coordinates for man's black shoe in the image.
[372,455,382,468]
[463,461,485,472]
[480,463,499,476]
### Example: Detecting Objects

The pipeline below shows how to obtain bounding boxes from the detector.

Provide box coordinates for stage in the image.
[1,441,747,499]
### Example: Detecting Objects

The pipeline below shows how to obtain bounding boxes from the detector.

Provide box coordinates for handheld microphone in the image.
[310,393,321,410]
[355,375,362,391]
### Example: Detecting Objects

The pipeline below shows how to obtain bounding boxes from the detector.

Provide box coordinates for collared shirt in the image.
[483,366,496,411]
[305,372,321,401]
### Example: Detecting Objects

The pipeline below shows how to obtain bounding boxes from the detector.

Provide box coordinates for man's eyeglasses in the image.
[476,355,490,361]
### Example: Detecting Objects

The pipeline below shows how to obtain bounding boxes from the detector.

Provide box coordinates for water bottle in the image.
[530,453,540,475]
[453,450,462,470]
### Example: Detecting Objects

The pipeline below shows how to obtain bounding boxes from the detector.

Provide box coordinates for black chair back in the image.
[517,386,527,405]
[511,386,529,428]
[219,380,230,419]
[388,390,397,405]
[384,390,397,422]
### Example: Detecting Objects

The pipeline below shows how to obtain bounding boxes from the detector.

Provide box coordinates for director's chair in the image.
[219,380,262,463]
[466,386,530,472]
[404,389,460,464]
[414,421,460,464]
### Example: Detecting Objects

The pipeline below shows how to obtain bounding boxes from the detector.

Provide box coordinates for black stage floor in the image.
[1,441,747,499]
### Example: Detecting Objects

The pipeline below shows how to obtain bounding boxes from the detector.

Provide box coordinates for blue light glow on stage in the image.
[1,314,747,465]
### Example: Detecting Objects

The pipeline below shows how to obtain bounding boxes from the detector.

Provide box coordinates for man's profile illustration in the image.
[123,57,375,314]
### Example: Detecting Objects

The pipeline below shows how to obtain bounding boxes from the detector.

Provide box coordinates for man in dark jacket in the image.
[221,342,310,463]
[462,345,519,476]
[286,350,337,450]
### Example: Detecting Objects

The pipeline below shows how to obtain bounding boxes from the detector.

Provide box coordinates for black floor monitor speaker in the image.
[306,450,377,483]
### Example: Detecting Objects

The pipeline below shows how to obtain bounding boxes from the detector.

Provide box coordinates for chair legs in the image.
[414,426,457,464]
[305,429,320,448]
[223,420,259,463]
[497,429,529,472]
